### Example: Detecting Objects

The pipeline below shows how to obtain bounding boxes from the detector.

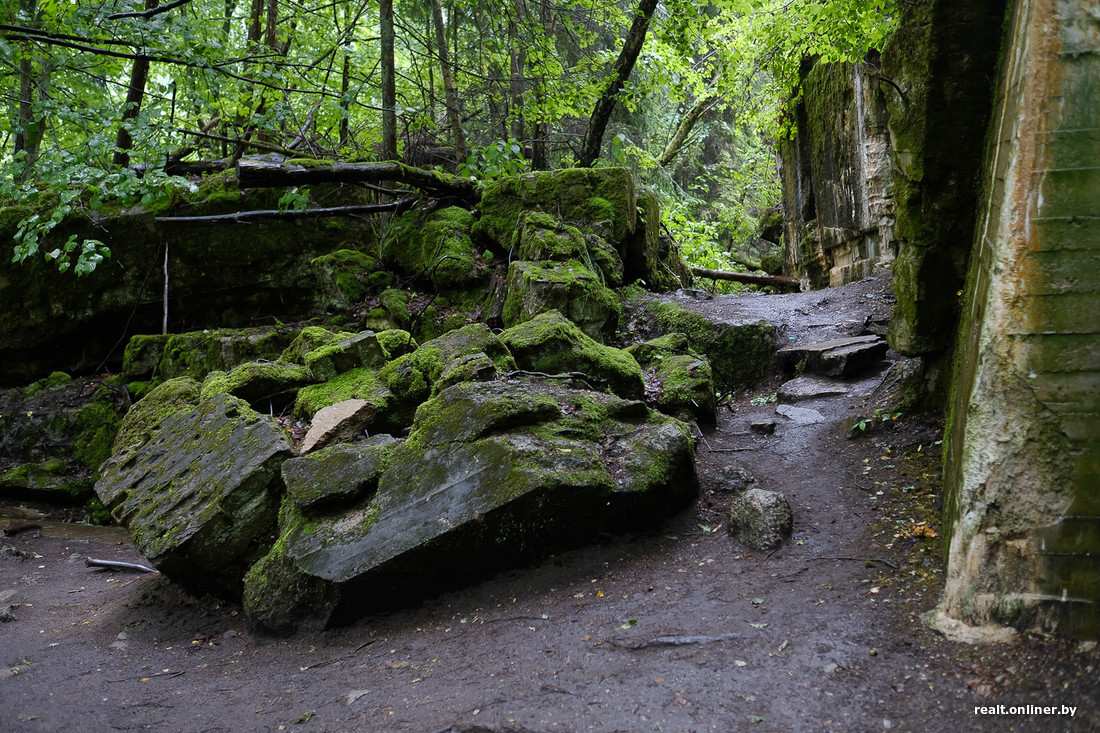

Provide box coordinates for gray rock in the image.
[750,420,777,435]
[304,330,386,382]
[776,335,888,377]
[299,399,377,454]
[716,465,755,493]
[727,488,793,551]
[777,375,850,402]
[775,404,826,425]
[283,435,396,511]
[244,380,696,629]
[95,391,292,593]
[503,261,622,341]
[500,310,643,399]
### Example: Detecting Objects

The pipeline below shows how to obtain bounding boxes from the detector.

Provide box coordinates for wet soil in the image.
[2,273,1098,732]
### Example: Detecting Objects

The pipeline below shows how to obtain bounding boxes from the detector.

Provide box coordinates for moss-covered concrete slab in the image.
[95,390,292,594]
[247,380,695,625]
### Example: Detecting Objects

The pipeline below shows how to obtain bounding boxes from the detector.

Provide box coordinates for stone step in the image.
[776,335,888,378]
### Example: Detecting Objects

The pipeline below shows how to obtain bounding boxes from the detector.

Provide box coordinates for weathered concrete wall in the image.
[882,0,1009,357]
[779,58,896,289]
[938,0,1100,640]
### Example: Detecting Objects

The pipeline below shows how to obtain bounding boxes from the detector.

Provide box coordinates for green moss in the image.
[278,326,354,364]
[502,260,622,341]
[379,288,411,329]
[73,400,124,474]
[376,329,418,359]
[383,206,487,292]
[293,367,389,418]
[311,249,377,308]
[112,376,202,452]
[500,310,643,399]
[649,301,774,391]
[22,371,72,397]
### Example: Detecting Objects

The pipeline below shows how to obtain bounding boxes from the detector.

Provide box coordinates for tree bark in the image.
[379,0,397,160]
[430,0,466,159]
[236,159,478,201]
[114,0,159,167]
[657,90,720,168]
[688,266,800,291]
[576,0,659,168]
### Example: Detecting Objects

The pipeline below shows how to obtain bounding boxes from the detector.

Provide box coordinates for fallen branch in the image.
[155,198,416,225]
[690,266,800,291]
[86,557,157,573]
[236,159,478,203]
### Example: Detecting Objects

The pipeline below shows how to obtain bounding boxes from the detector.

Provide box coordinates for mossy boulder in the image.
[0,460,90,503]
[514,212,624,287]
[640,301,775,391]
[278,326,355,365]
[475,168,637,253]
[242,508,341,635]
[500,310,643,399]
[383,206,489,292]
[626,333,717,426]
[125,327,300,382]
[200,362,315,410]
[281,434,397,512]
[294,367,392,421]
[622,188,689,290]
[248,379,696,625]
[302,330,386,382]
[112,377,202,453]
[311,249,377,310]
[502,260,621,341]
[95,391,293,594]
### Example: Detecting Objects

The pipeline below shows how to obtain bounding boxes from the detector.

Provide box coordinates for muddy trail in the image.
[2,273,1097,732]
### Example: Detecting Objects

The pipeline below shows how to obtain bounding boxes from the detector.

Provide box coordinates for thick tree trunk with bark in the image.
[576,0,659,168]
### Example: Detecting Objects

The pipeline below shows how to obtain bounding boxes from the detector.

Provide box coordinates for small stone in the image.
[716,465,755,493]
[727,488,793,551]
[823,662,839,674]
[299,399,377,454]
[750,420,776,435]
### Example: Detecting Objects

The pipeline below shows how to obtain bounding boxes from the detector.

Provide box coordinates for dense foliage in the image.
[1,0,896,277]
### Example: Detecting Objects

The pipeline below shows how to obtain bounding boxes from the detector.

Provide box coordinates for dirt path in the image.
[2,274,1097,732]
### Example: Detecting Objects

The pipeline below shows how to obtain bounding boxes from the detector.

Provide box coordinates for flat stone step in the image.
[776,335,888,378]
[777,375,850,403]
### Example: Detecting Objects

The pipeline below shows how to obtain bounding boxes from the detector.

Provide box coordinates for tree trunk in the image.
[576,0,659,168]
[688,267,800,291]
[114,0,160,168]
[431,0,466,159]
[657,90,720,168]
[236,159,478,202]
[380,0,397,160]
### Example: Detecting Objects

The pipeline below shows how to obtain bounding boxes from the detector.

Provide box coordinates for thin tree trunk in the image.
[380,0,397,159]
[114,0,159,168]
[430,0,466,158]
[577,0,660,168]
[339,52,350,148]
[657,90,720,168]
